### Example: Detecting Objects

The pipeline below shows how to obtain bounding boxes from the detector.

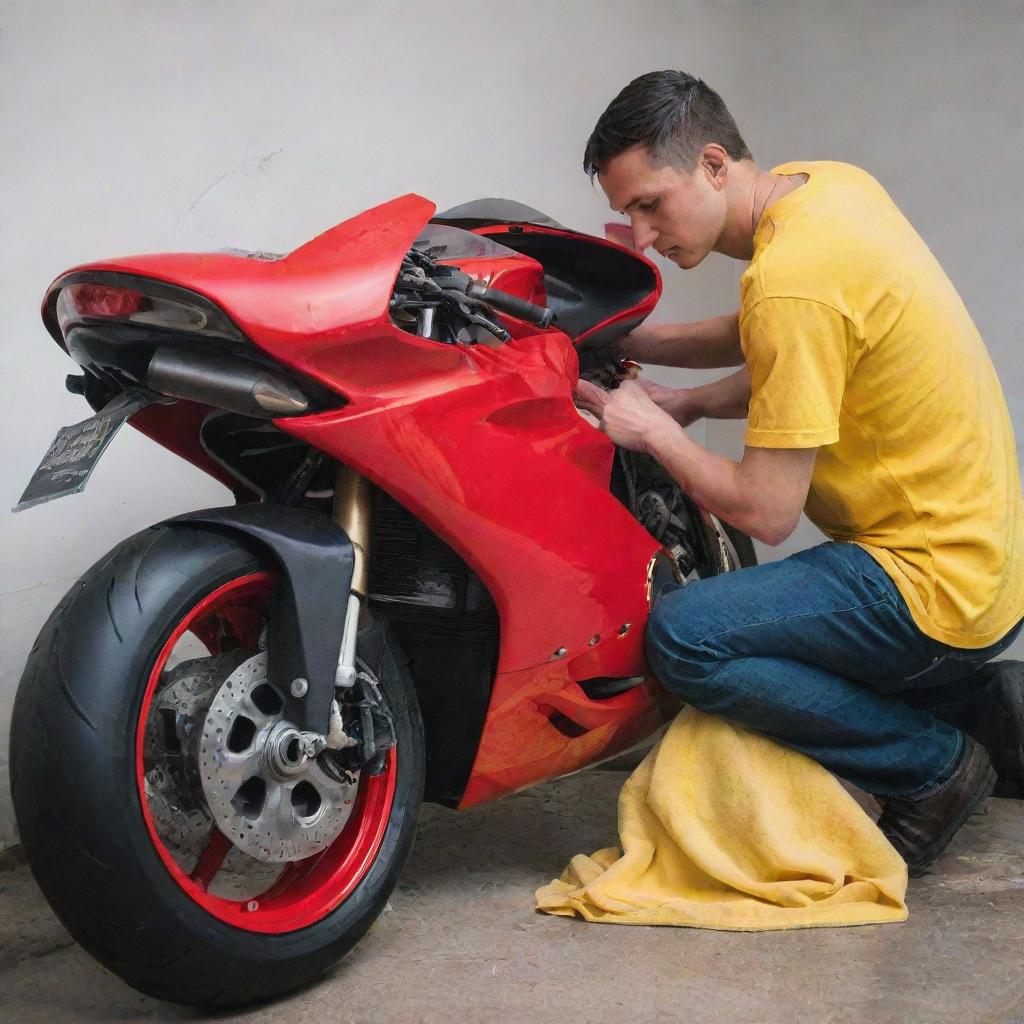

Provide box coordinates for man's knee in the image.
[644,585,727,701]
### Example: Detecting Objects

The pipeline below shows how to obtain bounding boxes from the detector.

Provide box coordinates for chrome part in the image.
[289,677,309,699]
[589,634,600,647]
[264,722,326,776]
[251,378,310,415]
[199,652,359,863]
[553,647,567,659]
[618,623,632,637]
[334,592,362,689]
[419,305,436,338]
[332,465,372,596]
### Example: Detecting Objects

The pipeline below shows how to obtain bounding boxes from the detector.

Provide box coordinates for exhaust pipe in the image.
[147,346,311,417]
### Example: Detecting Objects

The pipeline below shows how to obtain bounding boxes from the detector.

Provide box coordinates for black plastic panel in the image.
[166,504,354,734]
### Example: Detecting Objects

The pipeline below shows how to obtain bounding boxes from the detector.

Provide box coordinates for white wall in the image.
[2,1,1021,846]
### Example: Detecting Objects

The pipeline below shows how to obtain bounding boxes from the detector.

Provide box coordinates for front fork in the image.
[326,465,396,772]
[327,465,372,721]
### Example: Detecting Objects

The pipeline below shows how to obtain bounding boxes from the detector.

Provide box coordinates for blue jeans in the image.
[645,541,1023,799]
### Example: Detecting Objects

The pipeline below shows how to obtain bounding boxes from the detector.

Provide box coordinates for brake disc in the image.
[142,654,245,856]
[198,652,359,863]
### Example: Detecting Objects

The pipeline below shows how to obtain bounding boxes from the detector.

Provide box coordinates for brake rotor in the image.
[199,652,359,863]
[142,654,245,856]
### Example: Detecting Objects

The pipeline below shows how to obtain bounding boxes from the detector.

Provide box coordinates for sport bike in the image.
[10,195,755,1005]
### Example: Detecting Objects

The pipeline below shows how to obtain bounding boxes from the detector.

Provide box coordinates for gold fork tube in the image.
[332,465,372,596]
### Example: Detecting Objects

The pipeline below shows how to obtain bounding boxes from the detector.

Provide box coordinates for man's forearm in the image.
[643,420,761,537]
[625,313,743,369]
[688,367,751,420]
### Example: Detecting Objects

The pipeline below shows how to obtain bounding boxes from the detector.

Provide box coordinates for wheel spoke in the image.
[189,827,233,891]
[268,782,297,841]
[238,691,279,731]
[190,618,226,654]
[219,606,264,651]
[260,852,325,900]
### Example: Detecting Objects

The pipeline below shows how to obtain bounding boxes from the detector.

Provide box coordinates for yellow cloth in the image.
[739,160,1024,649]
[535,708,907,930]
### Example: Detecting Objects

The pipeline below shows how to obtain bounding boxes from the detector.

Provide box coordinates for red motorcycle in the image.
[10,195,755,1006]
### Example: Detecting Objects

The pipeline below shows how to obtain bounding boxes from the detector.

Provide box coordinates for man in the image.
[576,70,1024,876]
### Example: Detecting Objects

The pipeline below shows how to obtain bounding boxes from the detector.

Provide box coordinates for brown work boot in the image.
[877,737,996,877]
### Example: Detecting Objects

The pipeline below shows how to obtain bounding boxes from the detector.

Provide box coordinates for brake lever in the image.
[442,290,510,342]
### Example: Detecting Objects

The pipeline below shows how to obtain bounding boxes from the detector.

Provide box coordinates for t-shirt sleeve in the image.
[740,296,852,449]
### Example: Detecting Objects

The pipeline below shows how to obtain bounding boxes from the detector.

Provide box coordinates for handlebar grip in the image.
[468,283,554,329]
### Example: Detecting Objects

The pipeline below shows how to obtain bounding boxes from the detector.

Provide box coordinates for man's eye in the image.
[639,199,660,213]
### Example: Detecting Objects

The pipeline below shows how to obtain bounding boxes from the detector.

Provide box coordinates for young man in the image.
[576,70,1024,876]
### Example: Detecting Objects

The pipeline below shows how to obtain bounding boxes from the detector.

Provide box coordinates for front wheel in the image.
[10,524,424,1007]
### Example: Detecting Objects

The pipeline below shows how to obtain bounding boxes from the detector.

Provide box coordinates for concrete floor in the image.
[2,768,1024,1024]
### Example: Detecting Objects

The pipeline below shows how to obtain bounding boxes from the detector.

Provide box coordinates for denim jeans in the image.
[644,541,1023,799]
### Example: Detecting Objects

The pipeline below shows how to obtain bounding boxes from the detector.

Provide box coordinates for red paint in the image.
[135,573,398,933]
[189,828,233,892]
[54,193,671,833]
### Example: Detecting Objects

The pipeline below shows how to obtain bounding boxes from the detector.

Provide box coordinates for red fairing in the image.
[276,328,668,803]
[46,194,672,806]
[43,194,440,394]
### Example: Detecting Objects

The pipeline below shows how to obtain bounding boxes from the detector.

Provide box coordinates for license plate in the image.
[13,389,159,513]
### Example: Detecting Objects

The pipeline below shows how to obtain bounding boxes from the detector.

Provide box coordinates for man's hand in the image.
[575,378,701,431]
[636,380,701,428]
[573,378,610,418]
[576,378,816,546]
[574,379,680,454]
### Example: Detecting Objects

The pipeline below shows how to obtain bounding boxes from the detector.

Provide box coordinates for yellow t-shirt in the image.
[739,160,1023,648]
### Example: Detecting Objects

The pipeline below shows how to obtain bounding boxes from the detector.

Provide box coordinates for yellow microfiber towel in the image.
[535,707,908,930]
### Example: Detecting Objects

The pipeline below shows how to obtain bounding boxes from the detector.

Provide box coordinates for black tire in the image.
[10,524,424,1007]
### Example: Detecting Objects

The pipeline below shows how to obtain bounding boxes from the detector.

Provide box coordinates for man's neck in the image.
[716,162,806,261]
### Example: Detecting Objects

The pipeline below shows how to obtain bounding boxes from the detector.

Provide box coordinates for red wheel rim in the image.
[135,572,397,934]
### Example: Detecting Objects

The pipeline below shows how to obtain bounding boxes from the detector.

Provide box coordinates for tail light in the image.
[52,276,244,343]
[57,283,211,335]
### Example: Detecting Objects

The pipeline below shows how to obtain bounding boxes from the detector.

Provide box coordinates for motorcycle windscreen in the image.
[411,223,524,262]
[477,226,661,349]
[436,198,567,230]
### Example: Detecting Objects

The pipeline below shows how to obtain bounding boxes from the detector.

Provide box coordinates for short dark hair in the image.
[583,71,752,178]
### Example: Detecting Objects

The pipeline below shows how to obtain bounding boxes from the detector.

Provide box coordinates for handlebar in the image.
[466,282,555,329]
[397,255,556,341]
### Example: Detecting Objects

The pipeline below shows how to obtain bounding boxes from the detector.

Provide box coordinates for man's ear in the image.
[699,144,729,191]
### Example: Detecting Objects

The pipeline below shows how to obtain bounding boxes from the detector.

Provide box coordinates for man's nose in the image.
[631,220,658,252]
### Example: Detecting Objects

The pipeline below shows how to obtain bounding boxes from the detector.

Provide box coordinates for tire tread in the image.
[11,524,424,1008]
